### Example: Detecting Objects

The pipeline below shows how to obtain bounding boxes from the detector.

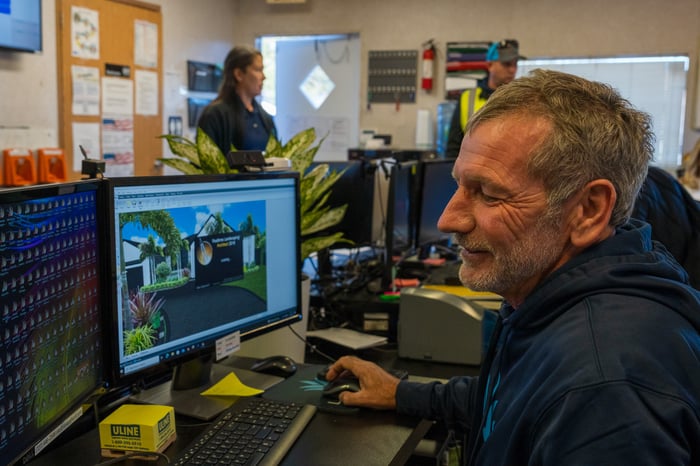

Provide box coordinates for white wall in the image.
[0,0,699,163]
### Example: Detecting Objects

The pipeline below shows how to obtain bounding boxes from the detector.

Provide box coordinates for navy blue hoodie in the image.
[396,220,700,465]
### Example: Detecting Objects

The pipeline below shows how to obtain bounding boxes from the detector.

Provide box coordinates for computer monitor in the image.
[102,172,300,419]
[307,160,376,248]
[0,180,105,465]
[384,160,418,261]
[414,159,456,257]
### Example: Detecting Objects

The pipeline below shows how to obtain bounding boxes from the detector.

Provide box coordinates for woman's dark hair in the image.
[217,45,262,103]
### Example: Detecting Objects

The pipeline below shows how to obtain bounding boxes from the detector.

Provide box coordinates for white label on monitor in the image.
[34,406,84,456]
[216,331,241,360]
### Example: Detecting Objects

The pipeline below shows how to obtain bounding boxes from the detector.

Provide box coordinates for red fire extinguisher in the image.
[421,39,435,91]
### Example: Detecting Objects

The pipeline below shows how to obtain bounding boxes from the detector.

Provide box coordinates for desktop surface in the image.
[29,359,436,466]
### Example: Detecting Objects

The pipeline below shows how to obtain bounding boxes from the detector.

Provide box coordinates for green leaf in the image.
[159,157,204,175]
[301,233,352,261]
[302,205,347,236]
[159,134,200,166]
[196,128,229,173]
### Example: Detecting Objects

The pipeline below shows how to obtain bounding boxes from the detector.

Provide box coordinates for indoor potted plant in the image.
[159,127,350,260]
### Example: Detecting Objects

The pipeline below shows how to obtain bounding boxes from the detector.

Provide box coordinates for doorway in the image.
[257,34,360,161]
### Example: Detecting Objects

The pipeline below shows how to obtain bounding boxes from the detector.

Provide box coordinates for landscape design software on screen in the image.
[105,174,300,385]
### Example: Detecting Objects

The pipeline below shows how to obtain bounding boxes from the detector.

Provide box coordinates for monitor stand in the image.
[128,356,285,421]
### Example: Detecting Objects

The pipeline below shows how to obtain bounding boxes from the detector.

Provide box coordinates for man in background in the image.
[445,39,524,158]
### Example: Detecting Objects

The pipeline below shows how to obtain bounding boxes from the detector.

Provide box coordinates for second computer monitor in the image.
[307,160,375,248]
[414,159,456,257]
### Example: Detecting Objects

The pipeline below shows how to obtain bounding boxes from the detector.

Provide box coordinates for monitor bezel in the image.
[100,172,302,390]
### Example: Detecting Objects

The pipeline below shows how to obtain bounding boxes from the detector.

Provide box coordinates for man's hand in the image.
[326,356,401,410]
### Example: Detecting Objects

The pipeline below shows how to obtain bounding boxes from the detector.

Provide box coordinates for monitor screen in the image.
[414,159,456,256]
[102,173,301,396]
[307,160,375,247]
[0,0,42,53]
[0,180,104,465]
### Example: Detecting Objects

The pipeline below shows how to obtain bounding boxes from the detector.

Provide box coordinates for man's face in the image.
[437,116,572,306]
[488,59,518,88]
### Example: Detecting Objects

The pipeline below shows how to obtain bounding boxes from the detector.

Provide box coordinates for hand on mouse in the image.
[326,356,401,410]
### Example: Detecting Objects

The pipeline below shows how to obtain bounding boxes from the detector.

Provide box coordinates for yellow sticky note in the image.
[200,372,264,397]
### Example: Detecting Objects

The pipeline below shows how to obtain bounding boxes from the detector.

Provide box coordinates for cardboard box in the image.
[99,404,176,455]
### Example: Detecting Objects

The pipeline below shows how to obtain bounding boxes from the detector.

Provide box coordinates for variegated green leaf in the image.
[302,205,347,236]
[159,134,200,166]
[196,128,229,173]
[301,233,352,261]
[158,158,204,175]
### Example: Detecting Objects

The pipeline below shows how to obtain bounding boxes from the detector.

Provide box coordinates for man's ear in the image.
[568,179,616,248]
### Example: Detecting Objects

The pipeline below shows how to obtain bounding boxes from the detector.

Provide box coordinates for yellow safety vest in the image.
[459,87,489,131]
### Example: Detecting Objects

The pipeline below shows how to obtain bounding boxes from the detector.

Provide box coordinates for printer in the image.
[398,286,502,366]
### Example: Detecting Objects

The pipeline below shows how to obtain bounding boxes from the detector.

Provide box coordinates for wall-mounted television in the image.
[0,0,42,53]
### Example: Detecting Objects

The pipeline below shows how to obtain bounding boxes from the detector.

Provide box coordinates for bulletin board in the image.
[56,0,163,179]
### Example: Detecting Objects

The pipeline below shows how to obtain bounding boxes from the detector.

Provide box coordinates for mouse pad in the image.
[262,363,360,414]
[261,363,328,406]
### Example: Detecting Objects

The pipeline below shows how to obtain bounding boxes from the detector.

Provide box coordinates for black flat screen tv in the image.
[0,0,42,53]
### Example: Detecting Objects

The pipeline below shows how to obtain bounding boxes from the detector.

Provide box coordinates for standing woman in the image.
[198,45,277,154]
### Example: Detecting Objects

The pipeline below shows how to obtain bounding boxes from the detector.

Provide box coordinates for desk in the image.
[29,359,437,466]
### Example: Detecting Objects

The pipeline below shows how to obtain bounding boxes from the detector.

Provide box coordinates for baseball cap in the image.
[486,39,525,63]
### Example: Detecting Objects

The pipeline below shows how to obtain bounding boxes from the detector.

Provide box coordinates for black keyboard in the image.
[172,397,316,466]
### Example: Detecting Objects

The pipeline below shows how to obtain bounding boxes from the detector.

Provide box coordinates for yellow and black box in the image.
[99,404,176,457]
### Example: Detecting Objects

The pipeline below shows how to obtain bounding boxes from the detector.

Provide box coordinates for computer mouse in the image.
[250,355,298,378]
[321,376,361,398]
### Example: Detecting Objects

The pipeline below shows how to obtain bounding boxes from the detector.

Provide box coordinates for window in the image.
[517,55,689,170]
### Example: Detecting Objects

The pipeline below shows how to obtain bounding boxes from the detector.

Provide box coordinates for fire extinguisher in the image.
[421,39,435,91]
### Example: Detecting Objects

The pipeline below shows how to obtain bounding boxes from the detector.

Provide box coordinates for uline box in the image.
[99,404,176,456]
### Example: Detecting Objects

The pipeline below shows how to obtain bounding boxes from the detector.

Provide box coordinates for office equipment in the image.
[187,97,213,128]
[413,159,456,257]
[307,160,376,247]
[36,147,67,183]
[250,355,298,377]
[3,147,37,186]
[0,179,105,465]
[170,397,316,466]
[398,287,501,365]
[0,0,42,53]
[322,377,361,398]
[101,172,301,419]
[186,60,223,93]
[383,159,418,287]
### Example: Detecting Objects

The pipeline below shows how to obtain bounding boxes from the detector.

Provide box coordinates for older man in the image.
[328,70,700,465]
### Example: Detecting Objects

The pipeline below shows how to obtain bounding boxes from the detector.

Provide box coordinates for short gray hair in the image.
[467,68,654,226]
